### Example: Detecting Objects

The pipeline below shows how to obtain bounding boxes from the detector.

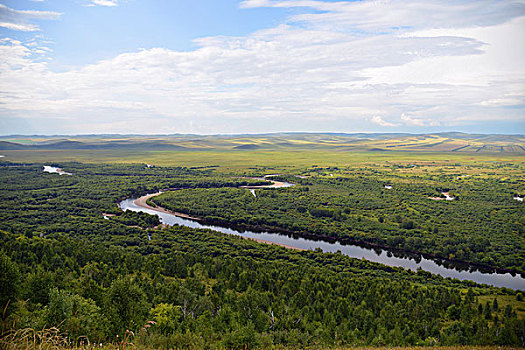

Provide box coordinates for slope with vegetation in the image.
[1,132,524,153]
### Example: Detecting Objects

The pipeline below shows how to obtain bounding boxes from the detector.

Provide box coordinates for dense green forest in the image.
[0,162,524,348]
[153,167,525,272]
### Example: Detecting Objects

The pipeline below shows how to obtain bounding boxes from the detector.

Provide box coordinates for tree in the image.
[400,220,415,230]
[150,303,182,335]
[45,288,108,343]
[484,302,492,320]
[492,298,499,311]
[105,277,149,337]
[0,250,20,315]
[24,268,54,305]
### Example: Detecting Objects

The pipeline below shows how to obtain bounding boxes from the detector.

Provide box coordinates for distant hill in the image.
[233,144,261,150]
[0,140,189,151]
[0,133,523,153]
[0,141,28,150]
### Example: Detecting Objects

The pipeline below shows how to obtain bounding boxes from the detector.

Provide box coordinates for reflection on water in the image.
[120,195,524,290]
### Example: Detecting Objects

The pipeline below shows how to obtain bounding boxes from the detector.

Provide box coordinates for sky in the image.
[0,0,524,135]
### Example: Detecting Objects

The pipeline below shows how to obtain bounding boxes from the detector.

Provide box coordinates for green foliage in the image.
[150,303,181,335]
[0,162,523,348]
[153,169,525,271]
[0,250,19,314]
[24,268,55,306]
[105,277,150,337]
[45,288,108,343]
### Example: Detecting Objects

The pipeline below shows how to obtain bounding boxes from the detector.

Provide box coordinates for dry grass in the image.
[0,327,135,350]
[0,328,522,350]
[0,327,73,350]
[337,348,522,350]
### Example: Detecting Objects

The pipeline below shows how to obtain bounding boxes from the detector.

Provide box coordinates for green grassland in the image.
[2,148,524,172]
[2,133,524,177]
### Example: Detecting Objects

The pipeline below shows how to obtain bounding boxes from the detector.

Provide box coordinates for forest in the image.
[0,161,524,349]
[152,164,525,272]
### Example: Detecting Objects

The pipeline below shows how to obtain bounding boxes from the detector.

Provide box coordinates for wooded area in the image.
[0,162,523,348]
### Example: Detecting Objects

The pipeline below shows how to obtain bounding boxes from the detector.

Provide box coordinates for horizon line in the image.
[1,131,524,138]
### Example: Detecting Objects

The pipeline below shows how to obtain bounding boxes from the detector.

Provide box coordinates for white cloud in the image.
[371,116,399,127]
[0,4,61,32]
[480,97,524,107]
[0,0,524,134]
[401,114,426,127]
[242,0,525,31]
[90,0,120,7]
[0,22,38,31]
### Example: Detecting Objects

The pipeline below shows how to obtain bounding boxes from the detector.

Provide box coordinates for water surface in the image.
[43,166,72,175]
[120,195,525,290]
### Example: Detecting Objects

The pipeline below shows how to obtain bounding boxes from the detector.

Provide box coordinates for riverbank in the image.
[135,192,202,221]
[133,192,306,251]
[127,192,525,290]
[241,180,288,189]
[144,193,522,277]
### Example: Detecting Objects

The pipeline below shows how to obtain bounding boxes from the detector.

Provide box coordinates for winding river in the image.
[118,179,525,290]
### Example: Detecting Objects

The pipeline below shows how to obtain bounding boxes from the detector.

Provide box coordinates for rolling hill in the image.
[0,132,524,153]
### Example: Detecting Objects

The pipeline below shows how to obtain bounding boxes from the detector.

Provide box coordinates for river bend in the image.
[119,180,525,290]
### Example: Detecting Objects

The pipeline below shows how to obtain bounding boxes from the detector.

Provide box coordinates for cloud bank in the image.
[1,0,524,134]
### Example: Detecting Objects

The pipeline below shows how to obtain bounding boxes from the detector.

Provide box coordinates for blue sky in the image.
[0,0,291,67]
[0,0,524,135]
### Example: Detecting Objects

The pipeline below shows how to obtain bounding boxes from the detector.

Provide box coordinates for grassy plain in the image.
[2,148,525,173]
[2,132,524,176]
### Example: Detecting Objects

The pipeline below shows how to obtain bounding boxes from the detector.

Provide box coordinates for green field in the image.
[2,148,524,171]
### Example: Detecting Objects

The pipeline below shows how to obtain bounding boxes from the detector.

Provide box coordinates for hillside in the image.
[1,132,524,153]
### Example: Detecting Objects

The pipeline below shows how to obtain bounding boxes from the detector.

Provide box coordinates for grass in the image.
[0,327,74,349]
[476,294,525,320]
[1,327,523,350]
[2,149,524,174]
[0,327,134,350]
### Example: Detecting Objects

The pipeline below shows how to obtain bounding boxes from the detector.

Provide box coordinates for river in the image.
[119,188,525,291]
